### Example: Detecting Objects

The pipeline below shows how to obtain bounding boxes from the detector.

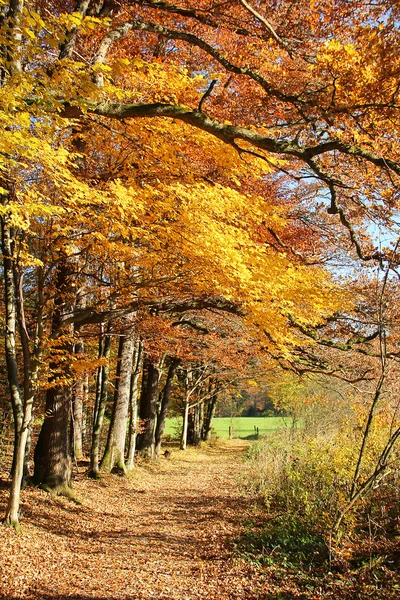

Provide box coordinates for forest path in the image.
[0,441,271,600]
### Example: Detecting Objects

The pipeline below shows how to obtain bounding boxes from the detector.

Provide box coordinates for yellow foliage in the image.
[0,6,353,369]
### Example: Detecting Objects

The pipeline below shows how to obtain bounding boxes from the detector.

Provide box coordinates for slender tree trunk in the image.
[154,358,179,458]
[136,357,160,459]
[3,267,44,527]
[180,397,190,451]
[70,291,87,461]
[6,0,24,74]
[58,0,91,60]
[187,409,194,445]
[180,368,197,451]
[71,375,84,461]
[126,340,144,471]
[89,324,112,478]
[4,364,38,526]
[203,385,218,442]
[1,217,23,477]
[187,402,203,446]
[2,1,38,523]
[350,373,385,500]
[101,321,136,474]
[0,1,26,475]
[13,242,35,479]
[203,398,217,441]
[5,405,32,527]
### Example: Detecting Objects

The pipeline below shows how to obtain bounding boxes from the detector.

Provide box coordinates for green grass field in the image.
[164,416,291,440]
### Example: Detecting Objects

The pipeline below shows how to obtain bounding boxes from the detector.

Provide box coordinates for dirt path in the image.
[0,441,270,600]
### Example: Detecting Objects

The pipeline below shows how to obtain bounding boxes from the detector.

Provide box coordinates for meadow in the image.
[164,416,291,440]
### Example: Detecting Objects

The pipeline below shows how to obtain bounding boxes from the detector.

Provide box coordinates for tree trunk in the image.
[3,266,44,527]
[180,397,190,451]
[5,376,36,526]
[33,384,72,492]
[70,290,87,461]
[5,0,24,74]
[154,358,179,458]
[190,402,204,446]
[89,324,112,478]
[2,1,39,522]
[180,368,196,451]
[12,237,36,480]
[203,387,218,442]
[0,0,26,480]
[1,217,23,477]
[71,374,84,461]
[126,339,144,471]
[101,321,136,474]
[136,358,160,459]
[33,260,74,493]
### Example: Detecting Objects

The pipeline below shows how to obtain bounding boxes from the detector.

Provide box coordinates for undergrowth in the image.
[238,395,400,598]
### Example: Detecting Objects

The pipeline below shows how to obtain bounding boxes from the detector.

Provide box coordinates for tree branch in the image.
[58,100,400,178]
[198,79,217,113]
[56,295,243,331]
[238,0,293,57]
[125,18,305,108]
[55,97,400,263]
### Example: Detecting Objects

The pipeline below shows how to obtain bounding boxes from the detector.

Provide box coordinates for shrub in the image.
[243,394,400,565]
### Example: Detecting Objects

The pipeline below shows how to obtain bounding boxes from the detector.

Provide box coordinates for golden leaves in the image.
[57,11,111,34]
[129,179,347,351]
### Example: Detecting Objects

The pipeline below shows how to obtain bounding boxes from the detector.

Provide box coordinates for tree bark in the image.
[101,320,136,474]
[136,357,160,459]
[13,259,37,479]
[89,323,112,478]
[3,263,44,527]
[1,216,23,477]
[70,291,87,461]
[6,0,24,74]
[5,371,36,526]
[180,367,199,451]
[188,401,203,447]
[154,358,179,458]
[203,383,218,441]
[58,0,91,60]
[126,339,144,471]
[71,372,85,461]
[33,383,72,492]
[33,260,74,493]
[180,396,190,451]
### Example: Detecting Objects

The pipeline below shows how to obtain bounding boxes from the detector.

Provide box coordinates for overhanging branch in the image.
[53,98,400,264]
[56,294,243,332]
[59,100,400,179]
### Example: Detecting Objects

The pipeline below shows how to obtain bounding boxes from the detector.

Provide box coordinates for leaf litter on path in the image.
[1,440,276,600]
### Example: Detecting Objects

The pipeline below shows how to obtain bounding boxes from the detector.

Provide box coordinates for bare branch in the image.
[198,79,217,113]
[238,0,293,57]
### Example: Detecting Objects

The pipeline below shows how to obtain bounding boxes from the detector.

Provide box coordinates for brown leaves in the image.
[0,441,264,599]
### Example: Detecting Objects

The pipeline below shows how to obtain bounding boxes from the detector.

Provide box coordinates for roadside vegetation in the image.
[239,387,400,599]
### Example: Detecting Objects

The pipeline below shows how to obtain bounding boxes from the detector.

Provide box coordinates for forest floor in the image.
[0,440,399,600]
